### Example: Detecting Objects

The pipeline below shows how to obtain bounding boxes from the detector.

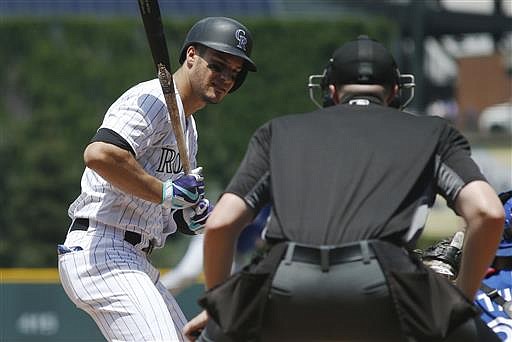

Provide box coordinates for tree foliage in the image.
[0,17,395,267]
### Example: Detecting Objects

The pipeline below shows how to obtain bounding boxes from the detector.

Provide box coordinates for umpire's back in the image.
[267,100,459,246]
[265,35,480,248]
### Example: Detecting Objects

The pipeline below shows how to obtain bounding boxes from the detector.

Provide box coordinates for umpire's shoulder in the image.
[249,112,305,143]
[414,113,457,130]
[270,109,319,127]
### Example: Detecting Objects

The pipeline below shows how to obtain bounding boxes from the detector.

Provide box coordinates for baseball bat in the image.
[138,0,191,174]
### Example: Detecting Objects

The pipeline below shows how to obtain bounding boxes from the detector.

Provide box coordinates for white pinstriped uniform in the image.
[58,79,196,341]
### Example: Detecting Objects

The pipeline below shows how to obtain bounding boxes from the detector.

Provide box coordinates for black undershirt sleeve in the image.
[90,128,135,156]
[435,123,487,209]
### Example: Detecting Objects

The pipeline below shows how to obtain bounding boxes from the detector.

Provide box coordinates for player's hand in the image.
[183,198,213,234]
[183,310,208,341]
[162,167,205,209]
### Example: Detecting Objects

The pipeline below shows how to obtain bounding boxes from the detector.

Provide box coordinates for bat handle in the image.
[157,64,191,174]
[158,64,173,95]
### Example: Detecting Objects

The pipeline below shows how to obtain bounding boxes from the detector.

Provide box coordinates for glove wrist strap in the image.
[162,180,173,207]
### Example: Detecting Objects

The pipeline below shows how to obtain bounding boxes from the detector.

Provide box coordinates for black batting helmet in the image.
[179,17,257,92]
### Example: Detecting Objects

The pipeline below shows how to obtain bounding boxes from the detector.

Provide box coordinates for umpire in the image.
[184,36,505,341]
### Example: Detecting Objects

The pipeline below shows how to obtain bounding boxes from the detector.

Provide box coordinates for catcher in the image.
[421,190,512,341]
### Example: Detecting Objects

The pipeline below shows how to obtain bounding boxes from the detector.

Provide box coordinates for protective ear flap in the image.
[230,68,248,93]
[388,66,402,109]
[321,58,336,107]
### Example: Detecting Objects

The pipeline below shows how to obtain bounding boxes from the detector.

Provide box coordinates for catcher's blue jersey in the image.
[475,270,512,341]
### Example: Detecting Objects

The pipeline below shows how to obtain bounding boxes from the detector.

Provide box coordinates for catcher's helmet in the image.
[179,17,257,92]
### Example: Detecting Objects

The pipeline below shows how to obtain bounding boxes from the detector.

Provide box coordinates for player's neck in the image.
[173,68,206,117]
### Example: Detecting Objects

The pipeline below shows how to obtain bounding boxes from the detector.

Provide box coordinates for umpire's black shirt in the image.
[226,96,486,247]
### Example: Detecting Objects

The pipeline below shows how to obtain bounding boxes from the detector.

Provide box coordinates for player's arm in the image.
[84,141,163,203]
[454,180,504,299]
[84,139,204,209]
[435,122,504,299]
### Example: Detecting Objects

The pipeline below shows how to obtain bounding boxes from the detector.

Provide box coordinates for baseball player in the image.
[57,17,256,341]
[475,191,512,341]
[422,191,512,341]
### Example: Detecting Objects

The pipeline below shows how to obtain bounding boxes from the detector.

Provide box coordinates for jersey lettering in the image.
[487,317,512,341]
[156,148,183,174]
[477,288,512,312]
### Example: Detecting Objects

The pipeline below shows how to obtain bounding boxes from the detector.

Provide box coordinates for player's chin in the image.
[204,88,227,104]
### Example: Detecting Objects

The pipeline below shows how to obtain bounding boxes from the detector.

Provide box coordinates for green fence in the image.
[1,272,203,341]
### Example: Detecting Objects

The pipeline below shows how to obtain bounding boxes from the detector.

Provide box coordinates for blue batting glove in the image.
[162,167,205,209]
[183,198,213,234]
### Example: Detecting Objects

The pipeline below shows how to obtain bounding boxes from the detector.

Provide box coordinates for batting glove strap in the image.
[183,198,213,234]
[162,168,205,209]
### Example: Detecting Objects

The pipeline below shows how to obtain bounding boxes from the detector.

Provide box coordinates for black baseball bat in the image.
[138,0,191,174]
[138,0,170,72]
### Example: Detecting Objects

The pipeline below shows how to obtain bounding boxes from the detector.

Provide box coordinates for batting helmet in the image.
[179,17,257,92]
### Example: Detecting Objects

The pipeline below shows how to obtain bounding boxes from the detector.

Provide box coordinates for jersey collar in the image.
[341,94,384,106]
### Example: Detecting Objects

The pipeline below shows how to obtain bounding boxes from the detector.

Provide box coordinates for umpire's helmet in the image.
[315,35,415,109]
[179,17,257,92]
[327,35,399,87]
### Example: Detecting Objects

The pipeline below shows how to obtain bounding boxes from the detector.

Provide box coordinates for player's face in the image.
[192,48,244,104]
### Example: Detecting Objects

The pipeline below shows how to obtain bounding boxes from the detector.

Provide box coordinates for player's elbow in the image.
[84,142,105,169]
[464,198,505,237]
[485,202,506,223]
[456,181,505,230]
[471,192,504,227]
[84,142,127,170]
[205,216,228,232]
[480,205,505,231]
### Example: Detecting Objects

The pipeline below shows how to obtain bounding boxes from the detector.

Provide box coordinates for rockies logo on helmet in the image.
[235,29,248,51]
[178,17,257,93]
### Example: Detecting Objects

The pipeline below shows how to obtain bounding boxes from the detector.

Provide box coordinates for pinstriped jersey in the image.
[68,79,198,247]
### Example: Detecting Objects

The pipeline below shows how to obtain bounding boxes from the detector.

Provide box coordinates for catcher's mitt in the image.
[419,231,464,280]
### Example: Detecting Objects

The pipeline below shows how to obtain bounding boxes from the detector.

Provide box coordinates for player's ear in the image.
[385,84,399,105]
[328,84,340,105]
[185,45,199,67]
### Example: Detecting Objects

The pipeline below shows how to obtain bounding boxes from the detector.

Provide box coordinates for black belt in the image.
[283,240,376,272]
[70,218,154,255]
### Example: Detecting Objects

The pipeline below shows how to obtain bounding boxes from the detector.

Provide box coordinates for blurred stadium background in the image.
[0,0,510,340]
